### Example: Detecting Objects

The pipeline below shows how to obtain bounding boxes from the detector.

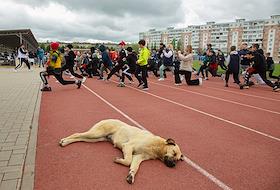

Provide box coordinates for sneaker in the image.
[225,83,229,87]
[137,82,144,88]
[14,69,17,72]
[129,80,134,84]
[41,86,52,91]
[199,78,203,86]
[221,74,225,81]
[142,87,149,91]
[180,75,185,81]
[204,77,208,80]
[158,78,165,81]
[82,77,87,83]
[77,80,82,89]
[248,81,255,86]
[273,86,280,92]
[240,85,249,89]
[117,83,125,87]
[70,76,75,79]
[175,83,182,86]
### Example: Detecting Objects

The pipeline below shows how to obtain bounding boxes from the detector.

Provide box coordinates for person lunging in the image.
[39,42,82,91]
[175,45,202,86]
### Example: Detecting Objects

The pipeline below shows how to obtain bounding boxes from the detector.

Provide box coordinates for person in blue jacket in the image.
[36,47,45,67]
[98,44,113,80]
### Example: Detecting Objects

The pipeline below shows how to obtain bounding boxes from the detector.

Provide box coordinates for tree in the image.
[151,42,156,50]
[39,43,46,51]
[130,43,140,53]
[172,38,176,49]
[46,44,50,52]
[177,39,183,51]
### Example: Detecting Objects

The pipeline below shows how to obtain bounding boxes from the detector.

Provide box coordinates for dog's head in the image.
[162,138,184,168]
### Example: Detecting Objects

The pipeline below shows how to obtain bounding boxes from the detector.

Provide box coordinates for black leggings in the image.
[62,64,83,79]
[225,70,240,84]
[107,63,123,80]
[15,58,30,70]
[244,69,275,88]
[40,69,76,86]
[197,65,207,78]
[219,62,227,70]
[121,65,133,83]
[206,66,221,77]
[175,70,199,85]
[135,65,148,88]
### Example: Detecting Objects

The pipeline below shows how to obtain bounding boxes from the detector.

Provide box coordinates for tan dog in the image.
[59,119,184,184]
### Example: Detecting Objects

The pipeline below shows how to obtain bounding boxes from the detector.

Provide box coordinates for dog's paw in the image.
[113,157,122,163]
[59,139,67,147]
[126,173,134,184]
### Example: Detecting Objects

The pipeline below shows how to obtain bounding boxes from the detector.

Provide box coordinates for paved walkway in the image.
[0,67,41,190]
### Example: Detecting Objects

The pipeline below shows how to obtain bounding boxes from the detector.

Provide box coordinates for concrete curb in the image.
[20,86,42,190]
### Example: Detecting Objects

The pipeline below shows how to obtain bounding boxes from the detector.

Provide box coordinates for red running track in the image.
[35,74,280,190]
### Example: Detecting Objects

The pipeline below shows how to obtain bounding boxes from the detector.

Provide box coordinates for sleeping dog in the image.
[59,119,184,184]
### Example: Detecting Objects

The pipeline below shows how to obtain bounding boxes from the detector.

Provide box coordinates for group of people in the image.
[13,39,280,92]
[37,39,150,91]
[211,42,279,91]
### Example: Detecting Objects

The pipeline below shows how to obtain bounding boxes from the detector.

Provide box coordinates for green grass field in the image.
[193,60,280,77]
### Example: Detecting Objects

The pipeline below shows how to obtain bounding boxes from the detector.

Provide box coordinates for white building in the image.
[139,15,280,62]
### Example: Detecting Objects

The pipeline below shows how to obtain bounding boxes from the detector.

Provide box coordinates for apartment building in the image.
[139,15,280,62]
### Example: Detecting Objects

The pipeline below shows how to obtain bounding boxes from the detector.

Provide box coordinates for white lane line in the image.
[82,84,232,190]
[82,84,143,128]
[150,81,280,115]
[160,77,280,102]
[182,157,231,190]
[110,80,280,142]
[206,86,280,102]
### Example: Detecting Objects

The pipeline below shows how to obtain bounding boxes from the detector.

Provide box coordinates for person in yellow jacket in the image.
[135,39,150,90]
[40,42,82,91]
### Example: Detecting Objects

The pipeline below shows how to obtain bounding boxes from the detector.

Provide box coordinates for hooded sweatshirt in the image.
[226,51,240,73]
[99,45,112,67]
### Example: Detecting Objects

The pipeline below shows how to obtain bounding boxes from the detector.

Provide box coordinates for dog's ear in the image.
[166,138,176,146]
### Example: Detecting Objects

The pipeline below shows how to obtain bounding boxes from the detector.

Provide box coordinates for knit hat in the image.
[50,42,60,50]
[126,47,133,52]
[66,44,73,49]
[98,44,106,52]
[119,41,126,46]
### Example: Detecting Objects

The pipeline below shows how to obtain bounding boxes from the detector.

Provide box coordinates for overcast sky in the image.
[0,0,279,43]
